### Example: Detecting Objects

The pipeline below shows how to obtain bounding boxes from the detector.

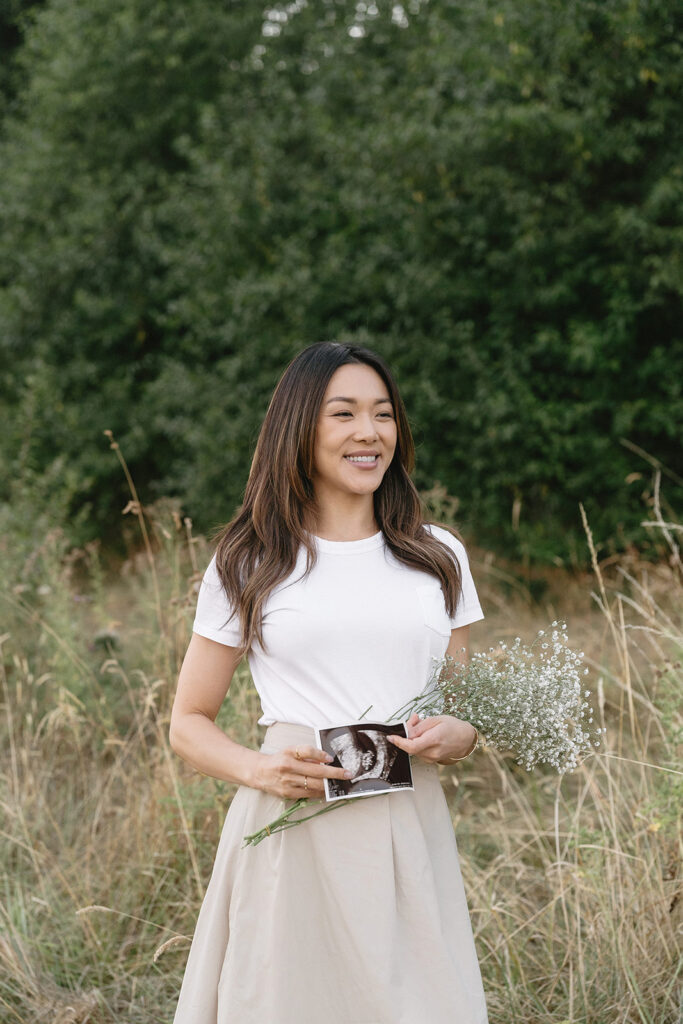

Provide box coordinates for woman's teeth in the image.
[345,455,377,463]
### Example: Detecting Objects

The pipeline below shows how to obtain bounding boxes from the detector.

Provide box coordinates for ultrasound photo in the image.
[315,722,414,802]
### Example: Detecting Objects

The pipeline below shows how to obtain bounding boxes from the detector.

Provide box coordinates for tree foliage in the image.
[1,0,681,562]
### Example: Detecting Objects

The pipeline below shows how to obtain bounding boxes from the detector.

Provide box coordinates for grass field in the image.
[1,495,681,1023]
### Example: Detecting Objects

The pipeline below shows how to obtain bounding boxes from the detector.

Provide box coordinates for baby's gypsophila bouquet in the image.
[243,621,602,846]
[396,620,600,774]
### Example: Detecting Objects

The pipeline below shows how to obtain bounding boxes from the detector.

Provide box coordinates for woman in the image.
[170,341,489,1024]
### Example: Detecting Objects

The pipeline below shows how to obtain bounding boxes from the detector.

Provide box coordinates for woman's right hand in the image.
[254,745,351,800]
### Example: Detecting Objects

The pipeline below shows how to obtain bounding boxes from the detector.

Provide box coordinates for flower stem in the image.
[243,795,365,847]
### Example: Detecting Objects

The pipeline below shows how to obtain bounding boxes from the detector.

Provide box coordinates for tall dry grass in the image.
[0,483,680,1023]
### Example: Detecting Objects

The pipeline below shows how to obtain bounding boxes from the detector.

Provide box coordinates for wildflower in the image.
[410,622,599,774]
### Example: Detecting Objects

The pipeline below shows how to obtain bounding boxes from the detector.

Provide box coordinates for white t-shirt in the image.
[192,524,484,728]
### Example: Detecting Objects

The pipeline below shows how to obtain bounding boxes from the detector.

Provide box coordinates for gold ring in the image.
[294,747,302,760]
[304,776,308,791]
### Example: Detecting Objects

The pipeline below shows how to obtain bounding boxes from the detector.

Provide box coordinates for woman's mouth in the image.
[344,455,379,467]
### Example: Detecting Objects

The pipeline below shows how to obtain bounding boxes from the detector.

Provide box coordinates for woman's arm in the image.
[169,633,350,798]
[387,624,478,764]
[445,623,470,665]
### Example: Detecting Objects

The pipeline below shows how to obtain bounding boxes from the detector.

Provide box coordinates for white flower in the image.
[415,620,599,774]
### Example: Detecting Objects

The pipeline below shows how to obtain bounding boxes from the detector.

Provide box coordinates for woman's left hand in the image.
[387,713,476,764]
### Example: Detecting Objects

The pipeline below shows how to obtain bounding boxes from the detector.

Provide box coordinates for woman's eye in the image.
[331,409,393,419]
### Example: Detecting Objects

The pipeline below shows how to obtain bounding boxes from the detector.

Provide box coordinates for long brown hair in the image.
[214,342,463,652]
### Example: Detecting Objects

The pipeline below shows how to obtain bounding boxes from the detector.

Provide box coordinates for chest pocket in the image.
[416,583,452,638]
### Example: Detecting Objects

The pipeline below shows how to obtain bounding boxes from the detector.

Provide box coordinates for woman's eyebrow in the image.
[324,396,393,405]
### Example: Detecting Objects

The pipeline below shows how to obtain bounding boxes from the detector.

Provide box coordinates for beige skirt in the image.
[172,723,488,1024]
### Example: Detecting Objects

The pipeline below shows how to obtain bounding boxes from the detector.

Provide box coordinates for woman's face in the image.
[312,363,398,502]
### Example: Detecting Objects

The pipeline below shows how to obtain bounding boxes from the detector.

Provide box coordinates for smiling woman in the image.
[169,341,488,1024]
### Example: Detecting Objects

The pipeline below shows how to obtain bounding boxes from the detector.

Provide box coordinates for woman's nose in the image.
[353,413,379,439]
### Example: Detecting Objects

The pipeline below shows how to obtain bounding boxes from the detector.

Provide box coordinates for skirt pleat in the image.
[173,722,488,1024]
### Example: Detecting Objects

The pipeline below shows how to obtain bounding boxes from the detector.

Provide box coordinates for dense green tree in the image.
[1,0,681,563]
[0,0,45,111]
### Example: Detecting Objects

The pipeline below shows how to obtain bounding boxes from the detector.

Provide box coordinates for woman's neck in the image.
[310,496,378,542]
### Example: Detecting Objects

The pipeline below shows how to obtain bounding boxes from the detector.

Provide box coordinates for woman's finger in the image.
[386,733,413,753]
[268,772,325,800]
[408,717,441,738]
[386,732,441,757]
[405,712,421,735]
[290,761,351,781]
[276,773,327,799]
[286,744,333,764]
[297,774,326,793]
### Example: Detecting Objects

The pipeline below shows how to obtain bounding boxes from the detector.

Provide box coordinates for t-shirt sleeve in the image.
[192,554,242,647]
[426,524,485,629]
